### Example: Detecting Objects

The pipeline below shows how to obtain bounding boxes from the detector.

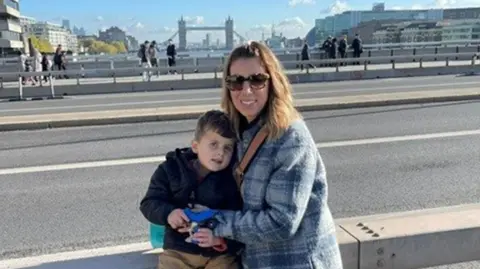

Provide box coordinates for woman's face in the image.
[228,57,269,122]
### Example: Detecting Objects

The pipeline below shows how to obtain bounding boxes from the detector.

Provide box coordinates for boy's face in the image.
[192,130,235,172]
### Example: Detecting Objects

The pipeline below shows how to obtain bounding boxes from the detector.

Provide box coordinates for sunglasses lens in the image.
[249,74,268,87]
[226,73,269,91]
[226,76,243,91]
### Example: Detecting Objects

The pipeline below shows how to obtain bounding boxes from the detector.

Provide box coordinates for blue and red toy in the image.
[183,207,219,244]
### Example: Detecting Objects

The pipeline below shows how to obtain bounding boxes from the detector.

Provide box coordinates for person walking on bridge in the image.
[138,41,152,81]
[166,39,177,75]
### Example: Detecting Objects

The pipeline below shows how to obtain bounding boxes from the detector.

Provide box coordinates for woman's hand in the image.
[192,228,223,248]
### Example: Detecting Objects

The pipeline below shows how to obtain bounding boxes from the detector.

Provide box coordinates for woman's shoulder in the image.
[263,118,316,159]
[273,118,313,145]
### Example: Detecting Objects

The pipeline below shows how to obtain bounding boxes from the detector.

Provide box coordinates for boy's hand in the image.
[167,209,189,229]
[192,228,223,248]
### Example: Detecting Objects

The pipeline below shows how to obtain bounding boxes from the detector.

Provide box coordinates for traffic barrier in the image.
[1,204,478,269]
[0,52,478,100]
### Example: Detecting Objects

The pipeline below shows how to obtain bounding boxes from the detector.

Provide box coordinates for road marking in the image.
[317,129,480,148]
[0,80,477,114]
[0,129,479,176]
[0,156,166,176]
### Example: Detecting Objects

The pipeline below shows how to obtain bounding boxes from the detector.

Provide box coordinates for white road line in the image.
[0,80,477,114]
[316,129,480,148]
[0,156,166,176]
[0,129,479,176]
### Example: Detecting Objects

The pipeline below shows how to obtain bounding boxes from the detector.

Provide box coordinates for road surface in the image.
[0,100,479,269]
[1,74,478,117]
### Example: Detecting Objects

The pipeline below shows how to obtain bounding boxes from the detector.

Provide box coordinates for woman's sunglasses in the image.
[225,73,270,91]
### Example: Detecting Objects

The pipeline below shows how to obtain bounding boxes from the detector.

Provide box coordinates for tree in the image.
[29,36,53,53]
[81,40,118,54]
[111,41,127,53]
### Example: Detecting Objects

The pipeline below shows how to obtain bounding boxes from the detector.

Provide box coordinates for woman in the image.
[192,41,343,269]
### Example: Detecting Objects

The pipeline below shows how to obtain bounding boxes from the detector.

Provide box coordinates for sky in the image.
[20,0,480,43]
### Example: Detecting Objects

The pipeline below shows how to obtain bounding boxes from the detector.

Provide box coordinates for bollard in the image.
[50,74,55,98]
[18,75,23,100]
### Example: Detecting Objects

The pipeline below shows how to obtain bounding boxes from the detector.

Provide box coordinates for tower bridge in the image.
[160,16,246,50]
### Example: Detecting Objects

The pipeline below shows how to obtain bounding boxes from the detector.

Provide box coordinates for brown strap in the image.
[234,126,269,189]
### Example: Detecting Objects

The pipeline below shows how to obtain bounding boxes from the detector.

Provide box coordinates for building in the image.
[443,8,480,20]
[399,21,442,43]
[313,5,480,43]
[372,3,385,12]
[62,19,70,31]
[441,19,480,42]
[0,0,23,53]
[125,35,139,51]
[21,17,79,52]
[98,26,126,43]
[369,18,480,44]
[72,26,86,36]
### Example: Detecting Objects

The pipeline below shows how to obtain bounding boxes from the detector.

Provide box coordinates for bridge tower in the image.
[225,16,234,50]
[178,16,187,51]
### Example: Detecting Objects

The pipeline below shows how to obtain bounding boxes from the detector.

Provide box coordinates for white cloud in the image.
[411,4,425,9]
[321,0,350,15]
[248,17,312,39]
[96,16,104,21]
[149,26,177,34]
[134,22,145,29]
[183,16,204,25]
[391,0,480,9]
[435,0,456,7]
[250,24,272,32]
[288,0,316,7]
[277,17,308,29]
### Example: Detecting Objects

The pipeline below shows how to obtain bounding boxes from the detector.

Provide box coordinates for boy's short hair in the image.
[194,110,236,141]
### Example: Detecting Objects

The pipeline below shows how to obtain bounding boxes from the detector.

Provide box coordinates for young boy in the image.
[140,110,243,269]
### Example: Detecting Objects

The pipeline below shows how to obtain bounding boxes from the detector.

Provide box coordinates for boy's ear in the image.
[191,140,199,154]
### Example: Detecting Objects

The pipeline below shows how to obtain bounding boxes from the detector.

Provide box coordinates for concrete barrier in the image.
[1,88,479,132]
[0,51,478,85]
[1,204,478,269]
[0,59,478,100]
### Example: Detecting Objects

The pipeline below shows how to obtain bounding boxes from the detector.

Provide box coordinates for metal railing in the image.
[2,52,478,100]
[2,41,480,65]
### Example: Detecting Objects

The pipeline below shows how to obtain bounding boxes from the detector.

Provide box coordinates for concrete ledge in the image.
[1,88,479,132]
[337,203,480,269]
[1,204,478,269]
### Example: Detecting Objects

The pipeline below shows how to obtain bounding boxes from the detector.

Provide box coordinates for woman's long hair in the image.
[221,41,300,140]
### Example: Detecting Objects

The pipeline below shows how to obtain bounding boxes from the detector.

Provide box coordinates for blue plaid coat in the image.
[213,118,343,269]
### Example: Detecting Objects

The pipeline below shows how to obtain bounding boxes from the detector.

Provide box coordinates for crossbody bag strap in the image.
[234,126,269,190]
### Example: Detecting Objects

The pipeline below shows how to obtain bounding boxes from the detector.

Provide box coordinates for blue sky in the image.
[20,0,476,42]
